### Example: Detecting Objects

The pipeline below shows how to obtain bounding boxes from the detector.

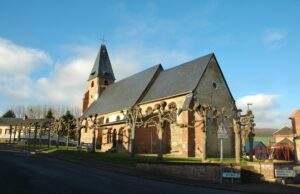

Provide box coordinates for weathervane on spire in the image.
[247,103,253,111]
[100,34,106,45]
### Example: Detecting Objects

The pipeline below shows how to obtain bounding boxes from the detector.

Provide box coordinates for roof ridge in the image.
[108,64,162,85]
[273,126,292,135]
[88,44,115,81]
[164,53,214,71]
[140,53,214,103]
[82,64,163,117]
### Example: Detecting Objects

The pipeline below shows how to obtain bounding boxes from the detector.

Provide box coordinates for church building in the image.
[80,44,236,159]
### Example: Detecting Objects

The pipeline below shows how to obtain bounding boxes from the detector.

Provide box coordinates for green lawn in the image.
[12,144,250,166]
[39,149,205,166]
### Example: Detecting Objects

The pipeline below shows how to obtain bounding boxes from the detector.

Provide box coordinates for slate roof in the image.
[245,141,267,153]
[273,127,293,135]
[88,44,115,81]
[83,64,162,117]
[83,52,215,117]
[0,118,47,125]
[140,53,214,103]
[275,137,294,147]
[0,118,24,125]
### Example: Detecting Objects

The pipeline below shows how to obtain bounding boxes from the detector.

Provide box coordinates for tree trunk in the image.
[17,125,21,141]
[66,126,70,150]
[48,128,51,148]
[91,128,96,153]
[28,127,31,144]
[38,126,42,148]
[241,131,246,157]
[157,122,163,160]
[129,123,136,157]
[202,129,207,161]
[234,130,241,163]
[13,127,16,143]
[248,131,254,162]
[9,125,12,144]
[56,130,60,148]
[77,126,81,147]
[233,119,241,164]
[34,125,38,146]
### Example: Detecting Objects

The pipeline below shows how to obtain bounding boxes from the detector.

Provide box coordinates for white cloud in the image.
[236,94,279,111]
[262,29,287,49]
[0,75,32,99]
[0,36,193,114]
[236,94,289,128]
[0,37,51,100]
[36,56,93,105]
[0,37,51,75]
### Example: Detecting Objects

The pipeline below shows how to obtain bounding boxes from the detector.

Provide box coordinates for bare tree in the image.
[143,101,177,160]
[121,107,144,156]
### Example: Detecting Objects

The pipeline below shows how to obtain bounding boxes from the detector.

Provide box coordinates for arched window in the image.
[116,115,120,121]
[105,118,109,123]
[146,107,153,115]
[168,102,177,121]
[98,117,104,125]
[212,81,218,89]
[91,81,94,88]
[0,128,2,135]
[118,129,123,143]
[168,102,177,110]
[112,129,117,147]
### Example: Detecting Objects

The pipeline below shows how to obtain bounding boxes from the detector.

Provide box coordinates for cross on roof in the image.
[100,34,106,45]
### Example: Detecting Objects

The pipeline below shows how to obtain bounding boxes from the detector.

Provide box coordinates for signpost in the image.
[218,122,229,162]
[275,169,296,178]
[222,172,241,179]
[275,168,296,185]
[218,122,228,184]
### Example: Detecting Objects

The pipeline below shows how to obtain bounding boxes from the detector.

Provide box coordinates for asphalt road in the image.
[0,151,247,194]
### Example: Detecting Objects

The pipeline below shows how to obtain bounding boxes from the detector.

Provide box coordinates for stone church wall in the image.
[81,58,236,158]
[193,57,236,158]
[137,95,189,155]
[100,124,129,152]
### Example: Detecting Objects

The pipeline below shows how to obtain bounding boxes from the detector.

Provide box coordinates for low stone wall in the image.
[245,162,295,181]
[136,163,241,183]
[246,162,275,180]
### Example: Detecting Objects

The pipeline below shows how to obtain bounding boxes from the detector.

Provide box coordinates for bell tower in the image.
[82,44,115,112]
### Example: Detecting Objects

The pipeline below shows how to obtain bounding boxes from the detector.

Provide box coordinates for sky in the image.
[0,0,299,128]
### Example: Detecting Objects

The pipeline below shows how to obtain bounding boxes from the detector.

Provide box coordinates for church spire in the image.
[82,44,115,112]
[88,44,115,81]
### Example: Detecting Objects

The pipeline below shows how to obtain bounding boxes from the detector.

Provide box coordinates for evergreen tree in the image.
[1,110,16,118]
[61,110,76,148]
[45,109,54,119]
[62,110,74,122]
[44,109,54,148]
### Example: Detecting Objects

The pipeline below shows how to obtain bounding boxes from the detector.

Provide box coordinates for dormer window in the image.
[91,81,94,88]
